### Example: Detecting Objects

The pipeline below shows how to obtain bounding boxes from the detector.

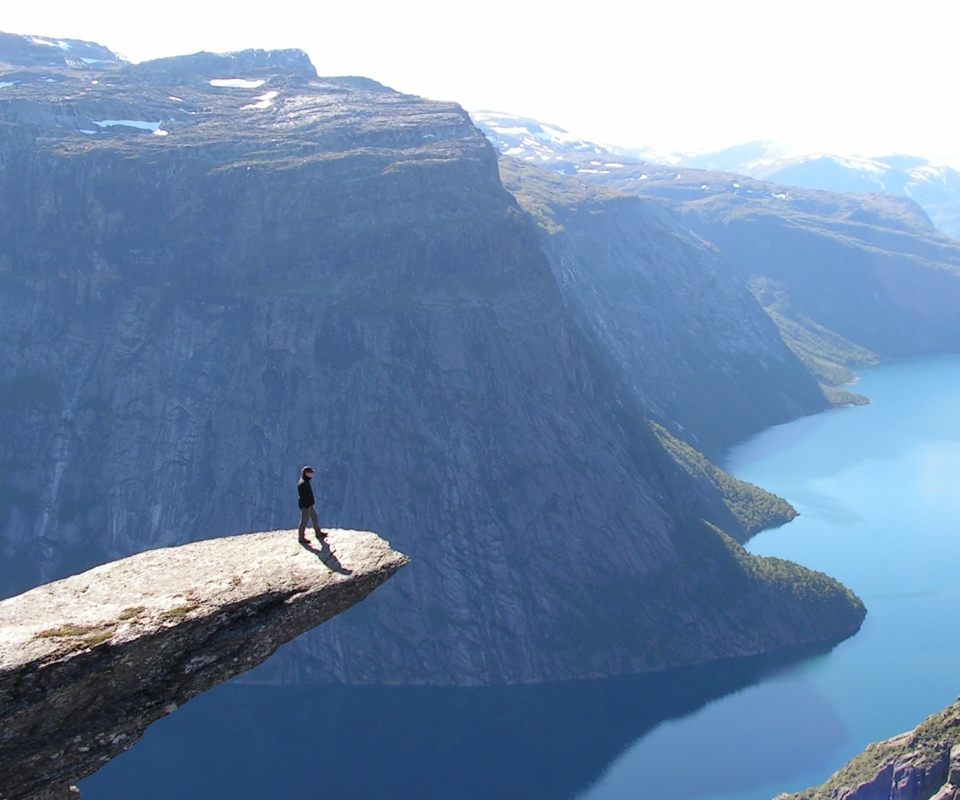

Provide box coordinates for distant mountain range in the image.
[474,110,960,401]
[471,112,960,240]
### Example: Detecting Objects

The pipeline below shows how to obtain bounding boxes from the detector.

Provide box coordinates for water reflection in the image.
[82,646,833,800]
[580,671,846,800]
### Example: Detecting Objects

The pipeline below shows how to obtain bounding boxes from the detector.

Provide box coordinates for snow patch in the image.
[31,37,71,51]
[210,78,265,89]
[80,57,101,64]
[241,90,279,110]
[93,119,162,132]
[169,96,183,102]
[488,124,532,137]
[78,129,96,135]
[154,130,169,137]
[604,163,624,168]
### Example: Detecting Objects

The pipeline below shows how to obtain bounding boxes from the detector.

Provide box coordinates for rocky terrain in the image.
[781,698,960,800]
[0,34,865,685]
[0,527,407,800]
[476,113,960,393]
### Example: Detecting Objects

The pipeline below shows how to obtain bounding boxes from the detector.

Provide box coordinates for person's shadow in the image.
[299,533,352,575]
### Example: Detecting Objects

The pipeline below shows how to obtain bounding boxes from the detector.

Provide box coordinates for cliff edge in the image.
[0,529,408,800]
[780,697,960,800]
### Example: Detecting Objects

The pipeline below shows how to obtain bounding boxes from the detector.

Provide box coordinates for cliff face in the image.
[0,38,864,684]
[499,158,828,459]
[782,698,960,800]
[0,528,407,800]
[576,164,960,385]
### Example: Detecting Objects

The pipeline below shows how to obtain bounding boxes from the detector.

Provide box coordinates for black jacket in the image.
[297,476,315,509]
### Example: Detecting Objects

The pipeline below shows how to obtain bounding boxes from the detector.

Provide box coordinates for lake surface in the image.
[82,355,960,800]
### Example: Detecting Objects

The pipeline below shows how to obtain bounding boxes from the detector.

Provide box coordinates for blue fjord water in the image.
[82,355,960,800]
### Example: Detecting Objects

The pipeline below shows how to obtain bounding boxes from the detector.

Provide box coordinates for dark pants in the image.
[298,505,320,538]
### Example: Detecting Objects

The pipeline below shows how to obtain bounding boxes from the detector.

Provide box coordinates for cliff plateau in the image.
[0,528,407,800]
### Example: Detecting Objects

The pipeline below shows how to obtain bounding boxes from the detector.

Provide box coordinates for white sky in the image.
[2,0,959,164]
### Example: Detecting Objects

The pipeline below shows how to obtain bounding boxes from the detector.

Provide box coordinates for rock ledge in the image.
[0,529,407,800]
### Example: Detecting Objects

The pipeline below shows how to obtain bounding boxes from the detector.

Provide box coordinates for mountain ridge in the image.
[475,112,960,395]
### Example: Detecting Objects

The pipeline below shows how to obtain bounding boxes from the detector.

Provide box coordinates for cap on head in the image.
[301,465,314,476]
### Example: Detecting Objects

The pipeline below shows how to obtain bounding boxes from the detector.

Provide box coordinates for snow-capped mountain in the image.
[470,111,656,181]
[470,110,616,162]
[471,112,960,239]
[685,147,960,239]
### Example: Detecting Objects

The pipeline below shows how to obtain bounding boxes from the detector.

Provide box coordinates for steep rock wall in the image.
[500,158,828,459]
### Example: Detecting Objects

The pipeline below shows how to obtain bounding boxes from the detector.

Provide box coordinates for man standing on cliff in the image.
[297,466,323,542]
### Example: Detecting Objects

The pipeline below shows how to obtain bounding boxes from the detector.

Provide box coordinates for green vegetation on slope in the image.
[649,421,797,536]
[787,699,960,800]
[544,514,865,673]
[748,277,878,401]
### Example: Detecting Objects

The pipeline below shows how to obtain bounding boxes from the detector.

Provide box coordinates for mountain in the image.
[0,31,120,69]
[471,110,960,243]
[475,113,960,394]
[498,158,827,459]
[0,35,865,684]
[680,143,960,241]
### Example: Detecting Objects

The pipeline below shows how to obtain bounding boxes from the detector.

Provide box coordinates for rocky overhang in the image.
[0,529,408,800]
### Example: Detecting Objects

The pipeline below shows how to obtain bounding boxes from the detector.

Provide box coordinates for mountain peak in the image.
[130,47,318,82]
[0,30,122,68]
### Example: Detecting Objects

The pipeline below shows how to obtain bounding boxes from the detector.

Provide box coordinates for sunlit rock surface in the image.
[0,529,407,800]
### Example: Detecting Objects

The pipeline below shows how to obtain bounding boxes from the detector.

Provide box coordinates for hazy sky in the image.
[2,0,958,164]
